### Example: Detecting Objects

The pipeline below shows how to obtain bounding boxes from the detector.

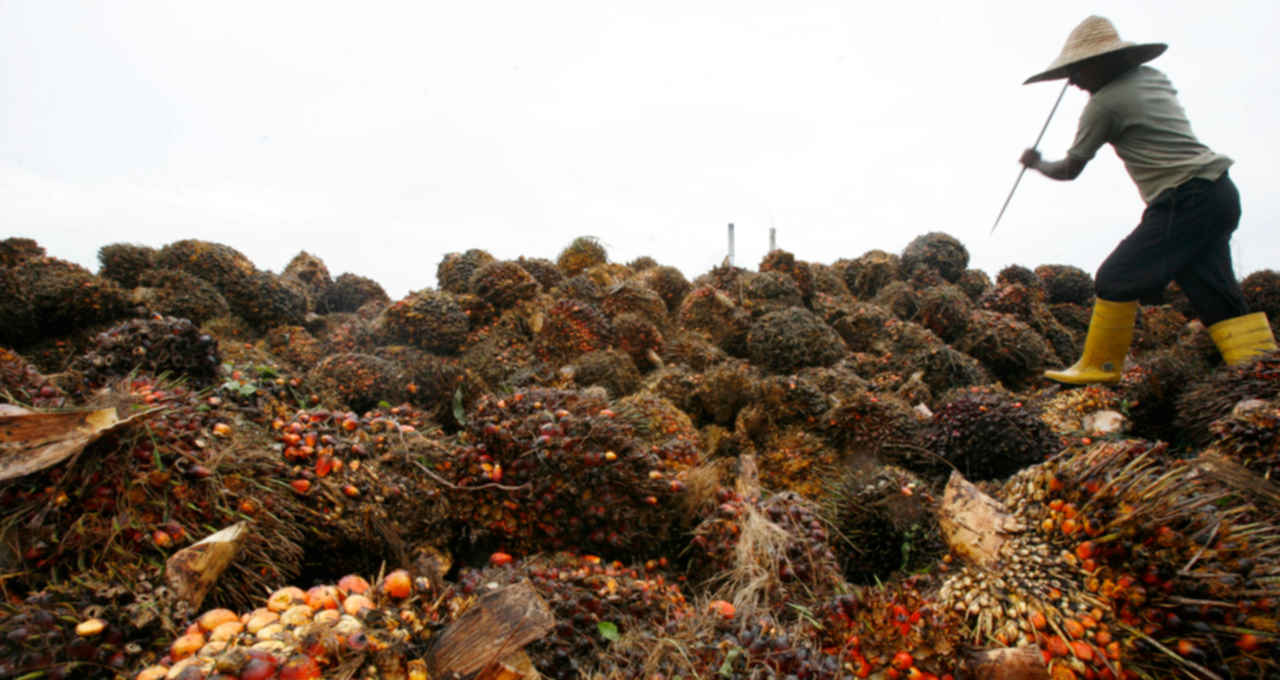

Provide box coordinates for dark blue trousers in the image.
[1095,171,1248,326]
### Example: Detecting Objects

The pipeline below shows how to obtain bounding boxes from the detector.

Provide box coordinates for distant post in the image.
[769,227,776,252]
[727,223,735,266]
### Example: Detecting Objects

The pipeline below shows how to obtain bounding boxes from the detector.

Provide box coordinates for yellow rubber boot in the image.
[1209,312,1277,365]
[1044,299,1138,384]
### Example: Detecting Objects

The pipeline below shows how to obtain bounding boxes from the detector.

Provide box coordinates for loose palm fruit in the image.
[382,569,412,599]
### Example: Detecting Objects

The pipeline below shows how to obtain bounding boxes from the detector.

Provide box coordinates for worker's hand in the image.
[1020,148,1042,169]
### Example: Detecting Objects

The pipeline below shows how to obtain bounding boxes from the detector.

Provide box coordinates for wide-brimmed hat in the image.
[1024,16,1166,84]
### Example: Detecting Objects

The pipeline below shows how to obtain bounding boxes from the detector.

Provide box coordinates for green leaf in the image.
[597,621,619,642]
[237,382,258,397]
[718,647,741,676]
[378,400,393,409]
[453,387,468,426]
[257,365,279,378]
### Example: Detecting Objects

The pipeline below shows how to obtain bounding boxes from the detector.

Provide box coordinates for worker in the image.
[1019,16,1276,384]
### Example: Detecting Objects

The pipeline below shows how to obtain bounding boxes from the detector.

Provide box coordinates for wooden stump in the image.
[936,470,1023,567]
[165,522,248,610]
[427,581,554,679]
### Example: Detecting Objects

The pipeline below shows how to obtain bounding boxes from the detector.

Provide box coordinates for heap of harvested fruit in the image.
[72,315,222,387]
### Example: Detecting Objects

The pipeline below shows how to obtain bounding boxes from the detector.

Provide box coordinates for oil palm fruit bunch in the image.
[469,260,540,310]
[1206,399,1280,478]
[957,268,993,302]
[515,255,564,292]
[16,256,131,337]
[901,232,969,285]
[98,242,158,288]
[759,248,814,301]
[678,285,752,357]
[320,273,389,314]
[1035,264,1094,306]
[533,298,614,366]
[568,349,640,398]
[1241,269,1280,336]
[375,289,470,354]
[305,353,408,414]
[436,248,496,294]
[916,284,973,343]
[998,440,1280,678]
[1174,351,1280,446]
[0,236,45,266]
[601,279,669,328]
[556,236,608,277]
[136,269,232,325]
[634,264,691,313]
[281,251,332,311]
[444,387,695,557]
[72,315,222,387]
[955,310,1054,390]
[450,552,691,679]
[746,307,846,374]
[816,575,964,679]
[756,426,839,499]
[822,464,944,585]
[838,249,901,300]
[925,387,1059,481]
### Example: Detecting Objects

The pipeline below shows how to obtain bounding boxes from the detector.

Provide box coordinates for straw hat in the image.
[1024,16,1166,84]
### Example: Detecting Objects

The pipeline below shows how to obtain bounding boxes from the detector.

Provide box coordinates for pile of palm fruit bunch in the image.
[3,230,1280,680]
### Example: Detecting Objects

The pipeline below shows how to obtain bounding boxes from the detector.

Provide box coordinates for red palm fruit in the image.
[1063,619,1085,639]
[240,652,279,679]
[314,455,334,478]
[1070,641,1094,661]
[1045,635,1070,657]
[278,654,321,680]
[197,608,239,633]
[267,586,308,613]
[382,569,412,599]
[152,530,174,548]
[306,586,340,610]
[290,479,311,494]
[170,632,205,660]
[1075,541,1095,561]
[708,600,736,619]
[1236,633,1260,652]
[342,594,373,617]
[489,551,514,566]
[336,574,370,596]
[891,651,914,670]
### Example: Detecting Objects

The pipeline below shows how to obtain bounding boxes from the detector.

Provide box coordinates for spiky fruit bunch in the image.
[1174,351,1280,445]
[550,273,604,304]
[1241,269,1280,330]
[901,232,969,283]
[741,270,805,316]
[155,239,256,290]
[1001,440,1280,678]
[72,316,222,387]
[745,307,845,374]
[16,257,130,336]
[0,266,37,348]
[469,259,539,309]
[461,305,542,392]
[601,280,668,328]
[756,426,840,499]
[979,282,1042,321]
[916,284,973,342]
[756,373,831,428]
[759,248,814,300]
[305,353,408,413]
[230,270,308,328]
[873,280,920,321]
[911,345,991,400]
[657,328,726,372]
[822,464,943,584]
[635,264,692,312]
[451,553,691,680]
[678,285,751,356]
[1117,345,1209,442]
[1048,301,1091,340]
[690,359,761,426]
[320,272,389,314]
[954,268,991,302]
[445,388,694,556]
[995,264,1045,294]
[1034,264,1094,305]
[838,249,901,299]
[376,290,470,354]
[98,243,157,288]
[135,269,231,325]
[569,349,640,398]
[556,236,608,276]
[512,255,563,292]
[1133,304,1188,352]
[609,312,664,370]
[926,387,1058,480]
[955,310,1053,390]
[688,489,842,609]
[813,577,963,679]
[809,295,890,353]
[808,262,852,297]
[1207,400,1280,478]
[312,313,377,356]
[282,250,332,298]
[436,248,496,294]
[819,389,923,462]
[0,236,45,267]
[1161,280,1197,318]
[261,325,325,370]
[534,298,613,366]
[0,347,67,407]
[611,391,702,454]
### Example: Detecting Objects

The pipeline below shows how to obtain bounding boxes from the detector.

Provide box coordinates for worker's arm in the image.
[1020,149,1087,180]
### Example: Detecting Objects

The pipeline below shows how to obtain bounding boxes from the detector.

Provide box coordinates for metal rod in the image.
[991,80,1070,234]
[727,223,735,266]
[769,227,776,252]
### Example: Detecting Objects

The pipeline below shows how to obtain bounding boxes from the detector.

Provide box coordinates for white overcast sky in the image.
[3,2,1278,300]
